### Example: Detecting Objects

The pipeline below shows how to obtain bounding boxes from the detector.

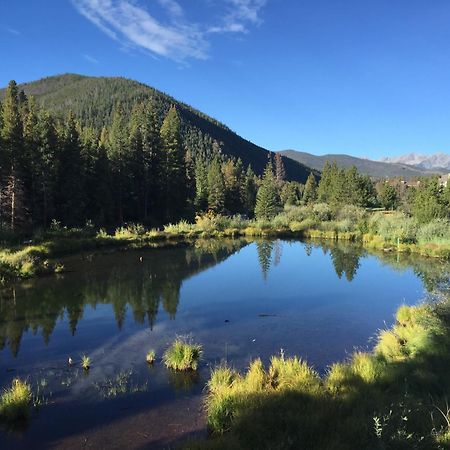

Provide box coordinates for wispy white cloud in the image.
[5,27,21,36]
[71,0,268,62]
[209,0,267,33]
[157,0,184,19]
[83,53,99,64]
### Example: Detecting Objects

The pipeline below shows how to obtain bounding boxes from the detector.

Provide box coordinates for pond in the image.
[0,239,448,449]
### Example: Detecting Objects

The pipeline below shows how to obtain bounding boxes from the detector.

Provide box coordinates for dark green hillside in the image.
[0,74,315,182]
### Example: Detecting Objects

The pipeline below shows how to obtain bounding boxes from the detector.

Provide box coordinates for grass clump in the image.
[208,365,238,394]
[198,297,450,449]
[268,355,321,393]
[0,379,32,422]
[205,354,321,436]
[163,337,203,371]
[146,349,156,364]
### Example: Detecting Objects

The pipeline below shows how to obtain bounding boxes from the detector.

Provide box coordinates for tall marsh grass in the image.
[200,300,450,449]
[0,379,32,422]
[163,337,203,371]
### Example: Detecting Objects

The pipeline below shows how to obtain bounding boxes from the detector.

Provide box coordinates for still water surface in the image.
[0,239,448,449]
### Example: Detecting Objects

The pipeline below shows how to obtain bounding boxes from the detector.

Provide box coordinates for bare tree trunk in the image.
[11,174,16,232]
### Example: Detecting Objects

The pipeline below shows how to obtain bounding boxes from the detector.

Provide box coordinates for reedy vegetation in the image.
[0,379,32,423]
[190,299,450,449]
[163,337,203,371]
[1,202,449,284]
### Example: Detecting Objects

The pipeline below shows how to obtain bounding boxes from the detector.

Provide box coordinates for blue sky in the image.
[1,0,450,159]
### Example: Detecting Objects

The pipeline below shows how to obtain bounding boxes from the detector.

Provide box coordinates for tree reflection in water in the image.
[0,239,246,356]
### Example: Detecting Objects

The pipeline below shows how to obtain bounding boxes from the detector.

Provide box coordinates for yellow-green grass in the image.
[0,379,32,422]
[81,355,91,370]
[146,350,156,364]
[163,338,203,371]
[199,301,450,449]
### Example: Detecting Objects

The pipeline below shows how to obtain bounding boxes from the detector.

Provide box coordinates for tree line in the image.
[1,78,448,234]
[253,159,450,223]
[0,80,264,233]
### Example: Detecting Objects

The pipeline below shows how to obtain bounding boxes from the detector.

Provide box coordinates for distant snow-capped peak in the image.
[380,152,450,170]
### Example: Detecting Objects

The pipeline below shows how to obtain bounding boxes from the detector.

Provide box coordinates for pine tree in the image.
[412,178,447,223]
[56,113,85,226]
[1,81,24,173]
[35,111,58,226]
[160,106,186,222]
[242,166,257,217]
[194,158,208,212]
[129,104,146,221]
[92,128,113,225]
[317,161,334,203]
[378,183,399,210]
[108,105,129,224]
[142,99,162,222]
[255,162,279,219]
[303,173,317,204]
[280,181,301,206]
[1,80,26,231]
[207,157,225,214]
[222,158,243,213]
[23,96,40,226]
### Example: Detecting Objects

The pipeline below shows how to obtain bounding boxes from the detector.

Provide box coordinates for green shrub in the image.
[312,203,334,221]
[336,205,367,223]
[417,219,450,243]
[289,218,316,232]
[0,379,32,422]
[164,220,195,234]
[163,337,203,371]
[114,223,146,239]
[271,214,291,228]
[283,205,312,222]
[376,213,418,244]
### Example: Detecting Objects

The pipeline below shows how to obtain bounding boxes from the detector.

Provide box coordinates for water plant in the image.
[81,355,91,370]
[146,349,156,364]
[94,370,148,399]
[0,379,32,422]
[163,337,203,371]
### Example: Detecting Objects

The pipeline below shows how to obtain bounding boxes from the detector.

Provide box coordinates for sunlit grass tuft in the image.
[163,337,202,371]
[268,354,321,392]
[0,379,32,422]
[207,364,238,394]
[81,355,91,370]
[146,350,156,364]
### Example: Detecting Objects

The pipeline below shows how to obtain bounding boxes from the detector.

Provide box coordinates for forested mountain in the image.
[0,74,315,182]
[0,78,318,232]
[280,149,440,179]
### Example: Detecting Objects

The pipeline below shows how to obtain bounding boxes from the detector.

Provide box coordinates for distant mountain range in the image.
[380,153,450,172]
[280,150,444,179]
[0,74,316,183]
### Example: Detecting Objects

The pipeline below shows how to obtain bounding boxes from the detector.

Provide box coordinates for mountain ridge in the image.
[0,73,317,183]
[280,149,443,179]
